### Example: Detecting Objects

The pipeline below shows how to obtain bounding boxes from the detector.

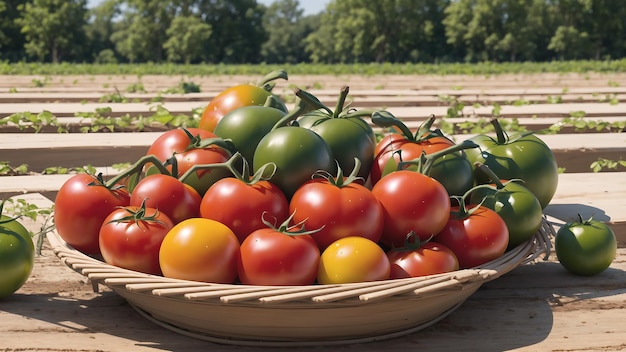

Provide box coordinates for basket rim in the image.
[47,216,553,305]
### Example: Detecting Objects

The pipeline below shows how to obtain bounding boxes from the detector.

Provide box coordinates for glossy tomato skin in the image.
[371,134,454,185]
[465,132,558,209]
[99,206,174,276]
[237,228,320,286]
[470,181,543,249]
[555,219,617,276]
[54,174,130,255]
[289,178,383,250]
[387,241,459,279]
[0,216,35,298]
[198,85,287,132]
[146,127,232,196]
[159,218,240,283]
[200,178,289,243]
[130,174,201,225]
[435,205,509,269]
[317,236,390,284]
[299,115,376,181]
[371,170,451,248]
[213,105,286,163]
[253,126,335,199]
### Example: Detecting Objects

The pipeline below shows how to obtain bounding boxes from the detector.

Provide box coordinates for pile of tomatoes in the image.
[54,71,565,286]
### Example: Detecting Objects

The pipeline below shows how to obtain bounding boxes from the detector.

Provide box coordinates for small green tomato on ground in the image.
[0,205,35,298]
[555,215,617,276]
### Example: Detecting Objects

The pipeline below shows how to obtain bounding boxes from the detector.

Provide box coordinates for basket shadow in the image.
[543,203,610,223]
[370,259,626,352]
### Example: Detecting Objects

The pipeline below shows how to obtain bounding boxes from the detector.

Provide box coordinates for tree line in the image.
[1,0,624,65]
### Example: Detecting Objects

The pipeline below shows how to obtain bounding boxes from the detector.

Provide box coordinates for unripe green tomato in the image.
[214,105,286,164]
[0,215,35,298]
[253,126,335,199]
[555,218,617,276]
[470,181,543,249]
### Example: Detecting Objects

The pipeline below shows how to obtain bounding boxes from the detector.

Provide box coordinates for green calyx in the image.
[397,139,478,176]
[312,158,364,188]
[106,199,166,227]
[372,111,447,143]
[260,210,324,237]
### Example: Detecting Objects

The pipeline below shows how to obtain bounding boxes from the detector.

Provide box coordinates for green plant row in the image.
[5,60,626,76]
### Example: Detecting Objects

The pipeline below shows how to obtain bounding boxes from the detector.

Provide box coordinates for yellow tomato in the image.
[317,236,390,284]
[159,218,239,283]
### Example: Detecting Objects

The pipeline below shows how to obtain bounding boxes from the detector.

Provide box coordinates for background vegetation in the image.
[0,0,625,66]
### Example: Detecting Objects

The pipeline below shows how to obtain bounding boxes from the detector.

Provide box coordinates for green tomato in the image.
[428,151,475,197]
[0,215,35,298]
[470,180,543,249]
[555,217,617,276]
[299,114,375,181]
[253,126,335,199]
[214,105,286,164]
[464,119,558,209]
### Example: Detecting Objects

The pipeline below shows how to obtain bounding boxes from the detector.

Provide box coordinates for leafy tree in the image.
[306,0,451,63]
[261,0,316,63]
[163,15,212,64]
[15,0,88,62]
[197,0,266,63]
[110,0,179,63]
[85,0,121,63]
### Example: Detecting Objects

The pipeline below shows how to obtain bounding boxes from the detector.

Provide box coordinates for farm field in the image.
[0,71,625,351]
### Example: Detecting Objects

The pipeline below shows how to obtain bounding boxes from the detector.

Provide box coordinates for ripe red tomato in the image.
[371,170,451,248]
[99,204,174,275]
[145,128,233,195]
[371,133,455,185]
[289,176,383,250]
[237,228,320,286]
[54,173,130,255]
[387,240,459,279]
[130,174,201,225]
[159,218,240,284]
[436,205,509,269]
[200,177,289,243]
[317,236,390,284]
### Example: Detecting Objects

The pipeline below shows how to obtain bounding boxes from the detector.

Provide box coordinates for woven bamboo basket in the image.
[47,217,554,346]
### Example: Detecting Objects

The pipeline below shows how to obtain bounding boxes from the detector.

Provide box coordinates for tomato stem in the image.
[177,152,241,183]
[257,69,288,91]
[371,110,415,141]
[398,140,478,176]
[490,117,509,144]
[105,155,171,189]
[332,85,350,119]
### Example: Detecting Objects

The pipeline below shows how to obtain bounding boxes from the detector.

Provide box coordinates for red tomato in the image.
[237,228,320,286]
[387,240,459,279]
[200,178,289,243]
[146,127,232,195]
[435,205,509,269]
[159,218,240,283]
[54,174,130,255]
[370,133,454,185]
[99,204,174,275]
[371,170,450,248]
[130,174,201,225]
[289,178,383,250]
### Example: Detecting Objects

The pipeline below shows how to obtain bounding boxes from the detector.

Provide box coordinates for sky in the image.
[87,0,331,16]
